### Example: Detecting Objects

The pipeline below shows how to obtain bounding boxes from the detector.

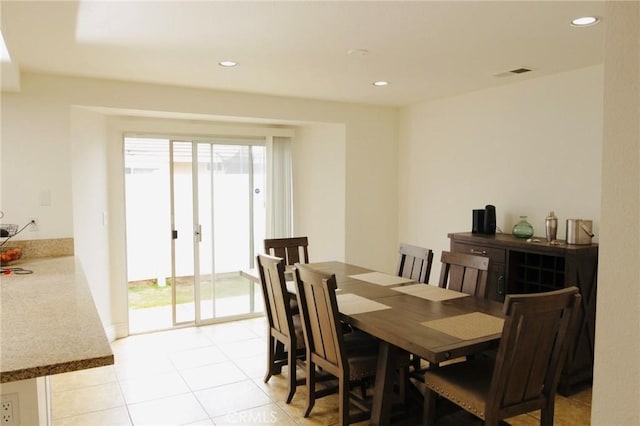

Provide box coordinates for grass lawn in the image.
[128,274,254,309]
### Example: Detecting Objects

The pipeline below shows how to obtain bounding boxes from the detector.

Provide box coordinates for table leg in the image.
[371,341,403,425]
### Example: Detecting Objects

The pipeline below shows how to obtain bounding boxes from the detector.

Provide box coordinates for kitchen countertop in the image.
[0,256,114,383]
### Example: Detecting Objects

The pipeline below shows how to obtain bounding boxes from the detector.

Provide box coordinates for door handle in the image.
[195,224,202,242]
[172,230,178,239]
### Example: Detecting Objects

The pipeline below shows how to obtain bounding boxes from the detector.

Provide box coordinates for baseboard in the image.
[105,322,129,342]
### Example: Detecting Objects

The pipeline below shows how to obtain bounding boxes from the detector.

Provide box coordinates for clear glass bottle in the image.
[545,211,558,242]
[512,216,534,239]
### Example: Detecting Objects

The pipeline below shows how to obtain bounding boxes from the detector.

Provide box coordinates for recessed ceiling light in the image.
[373,81,389,87]
[570,16,600,27]
[219,60,237,67]
[347,48,369,57]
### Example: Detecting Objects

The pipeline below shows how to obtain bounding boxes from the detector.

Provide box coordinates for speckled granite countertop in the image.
[0,256,114,383]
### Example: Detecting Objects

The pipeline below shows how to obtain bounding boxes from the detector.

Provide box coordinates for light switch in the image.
[39,189,51,206]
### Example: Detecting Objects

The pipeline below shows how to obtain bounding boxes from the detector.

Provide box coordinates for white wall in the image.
[592,2,640,424]
[0,95,73,237]
[1,73,399,336]
[345,110,399,272]
[70,107,112,331]
[293,123,346,262]
[398,65,603,280]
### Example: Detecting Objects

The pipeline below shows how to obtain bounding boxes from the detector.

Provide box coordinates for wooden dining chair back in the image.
[438,251,490,297]
[294,263,379,425]
[398,243,435,376]
[264,237,309,265]
[257,254,305,403]
[424,286,581,426]
[397,243,434,284]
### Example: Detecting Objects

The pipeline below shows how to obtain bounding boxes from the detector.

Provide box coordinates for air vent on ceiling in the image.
[493,67,534,78]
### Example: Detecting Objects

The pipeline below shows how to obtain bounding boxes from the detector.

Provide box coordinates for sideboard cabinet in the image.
[448,232,598,395]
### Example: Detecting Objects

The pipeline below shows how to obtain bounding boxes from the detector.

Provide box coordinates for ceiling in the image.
[1,1,605,107]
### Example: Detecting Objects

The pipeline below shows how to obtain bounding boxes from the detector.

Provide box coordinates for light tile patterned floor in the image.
[51,317,592,425]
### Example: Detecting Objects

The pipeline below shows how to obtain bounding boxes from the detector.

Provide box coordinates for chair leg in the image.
[286,343,296,403]
[264,335,275,383]
[304,359,316,418]
[541,400,555,426]
[398,365,409,404]
[274,340,286,374]
[411,355,421,371]
[359,378,368,399]
[339,375,350,426]
[423,387,437,426]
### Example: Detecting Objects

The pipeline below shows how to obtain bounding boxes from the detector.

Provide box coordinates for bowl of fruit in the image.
[0,247,22,266]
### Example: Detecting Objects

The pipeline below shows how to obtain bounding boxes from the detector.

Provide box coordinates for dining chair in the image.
[410,250,491,379]
[397,243,434,284]
[397,243,434,380]
[264,236,309,310]
[257,254,306,403]
[423,286,581,426]
[294,263,381,425]
[264,236,309,265]
[438,250,490,297]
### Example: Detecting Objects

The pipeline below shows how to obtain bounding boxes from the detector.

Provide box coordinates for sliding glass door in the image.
[192,143,266,322]
[170,141,197,325]
[125,137,265,333]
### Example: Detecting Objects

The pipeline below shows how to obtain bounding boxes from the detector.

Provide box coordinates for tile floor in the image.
[51,317,592,425]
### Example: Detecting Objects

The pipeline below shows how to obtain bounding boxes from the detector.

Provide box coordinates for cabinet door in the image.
[487,262,506,302]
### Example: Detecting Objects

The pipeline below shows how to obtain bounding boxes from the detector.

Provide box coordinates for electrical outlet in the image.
[1,393,19,426]
[27,217,38,232]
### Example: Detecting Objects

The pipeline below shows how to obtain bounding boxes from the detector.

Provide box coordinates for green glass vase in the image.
[512,216,534,239]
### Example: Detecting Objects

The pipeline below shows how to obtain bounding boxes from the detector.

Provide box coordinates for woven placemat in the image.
[392,284,470,301]
[337,293,392,315]
[348,272,415,286]
[422,312,504,340]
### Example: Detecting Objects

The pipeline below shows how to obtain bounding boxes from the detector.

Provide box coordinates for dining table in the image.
[242,261,506,425]
[302,261,505,425]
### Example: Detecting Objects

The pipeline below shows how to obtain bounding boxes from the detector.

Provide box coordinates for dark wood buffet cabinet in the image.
[448,232,598,395]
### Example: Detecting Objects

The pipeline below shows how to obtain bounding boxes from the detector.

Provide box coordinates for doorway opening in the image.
[124,136,267,333]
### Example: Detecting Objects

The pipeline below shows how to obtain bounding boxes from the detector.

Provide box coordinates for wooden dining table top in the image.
[305,261,506,364]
